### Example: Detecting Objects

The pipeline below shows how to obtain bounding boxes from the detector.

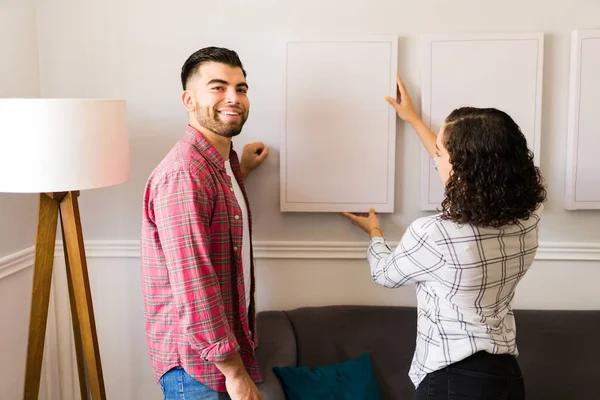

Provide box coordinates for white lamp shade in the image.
[0,99,130,193]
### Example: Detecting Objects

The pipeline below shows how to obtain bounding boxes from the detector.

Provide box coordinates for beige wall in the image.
[0,2,50,399]
[0,0,40,257]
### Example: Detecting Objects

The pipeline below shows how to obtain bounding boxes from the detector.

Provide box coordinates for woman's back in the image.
[369,208,542,387]
[407,209,541,387]
[428,210,541,320]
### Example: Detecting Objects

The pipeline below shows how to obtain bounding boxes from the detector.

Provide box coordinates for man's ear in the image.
[181,90,195,112]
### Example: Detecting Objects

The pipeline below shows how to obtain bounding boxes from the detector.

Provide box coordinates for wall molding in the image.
[0,246,35,280]
[57,239,600,261]
[3,240,600,281]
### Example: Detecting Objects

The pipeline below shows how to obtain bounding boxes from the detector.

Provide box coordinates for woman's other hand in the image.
[342,208,383,238]
[385,75,419,125]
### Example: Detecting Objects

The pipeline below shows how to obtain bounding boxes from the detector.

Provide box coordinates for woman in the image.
[343,76,546,399]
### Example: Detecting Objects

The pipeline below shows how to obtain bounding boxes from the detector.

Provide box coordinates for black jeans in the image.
[415,351,525,400]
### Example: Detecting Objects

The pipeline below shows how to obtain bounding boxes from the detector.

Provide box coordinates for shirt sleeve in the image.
[153,170,239,362]
[367,221,445,288]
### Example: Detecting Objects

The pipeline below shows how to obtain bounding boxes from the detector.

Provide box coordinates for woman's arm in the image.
[386,75,438,159]
[342,209,445,288]
[368,222,444,288]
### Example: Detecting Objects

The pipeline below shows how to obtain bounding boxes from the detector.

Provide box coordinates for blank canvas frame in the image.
[565,30,600,210]
[280,36,398,213]
[420,33,544,211]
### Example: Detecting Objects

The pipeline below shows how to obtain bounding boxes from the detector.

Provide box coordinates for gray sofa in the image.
[255,305,600,400]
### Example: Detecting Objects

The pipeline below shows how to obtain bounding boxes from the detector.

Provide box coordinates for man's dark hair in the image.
[180,47,247,90]
[440,107,547,228]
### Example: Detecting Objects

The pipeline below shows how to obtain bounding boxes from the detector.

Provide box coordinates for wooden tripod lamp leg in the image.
[60,191,106,399]
[23,191,106,400]
[60,212,90,399]
[23,193,60,400]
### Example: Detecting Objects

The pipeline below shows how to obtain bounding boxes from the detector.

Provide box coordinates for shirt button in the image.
[233,246,238,251]
[230,187,234,191]
[234,215,240,220]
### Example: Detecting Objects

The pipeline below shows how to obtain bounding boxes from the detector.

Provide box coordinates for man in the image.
[141,47,268,399]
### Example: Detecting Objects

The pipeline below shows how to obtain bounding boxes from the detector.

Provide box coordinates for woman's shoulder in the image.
[408,214,446,236]
[410,204,543,238]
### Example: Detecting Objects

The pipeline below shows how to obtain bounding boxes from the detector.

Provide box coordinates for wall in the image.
[35,0,600,243]
[0,1,55,399]
[29,0,600,398]
[0,0,40,257]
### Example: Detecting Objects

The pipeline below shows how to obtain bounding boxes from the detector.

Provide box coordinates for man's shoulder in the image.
[146,139,215,191]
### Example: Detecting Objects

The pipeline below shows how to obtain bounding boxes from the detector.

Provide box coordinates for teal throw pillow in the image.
[272,352,382,400]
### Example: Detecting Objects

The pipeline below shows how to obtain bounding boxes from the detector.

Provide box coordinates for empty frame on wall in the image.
[565,30,600,210]
[420,33,545,211]
[280,36,398,212]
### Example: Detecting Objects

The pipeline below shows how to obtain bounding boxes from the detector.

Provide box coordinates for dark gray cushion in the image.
[514,309,600,400]
[286,305,417,400]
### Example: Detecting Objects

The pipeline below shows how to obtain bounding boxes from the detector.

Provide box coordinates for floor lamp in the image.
[0,99,130,400]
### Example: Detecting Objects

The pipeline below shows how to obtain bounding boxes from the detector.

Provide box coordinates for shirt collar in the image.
[182,124,232,172]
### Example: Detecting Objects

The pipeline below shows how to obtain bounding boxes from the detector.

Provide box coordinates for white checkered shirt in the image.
[367,208,542,388]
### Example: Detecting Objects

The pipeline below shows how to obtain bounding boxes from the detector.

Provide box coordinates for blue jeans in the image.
[159,367,231,400]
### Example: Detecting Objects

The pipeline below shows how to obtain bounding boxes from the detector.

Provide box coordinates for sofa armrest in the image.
[255,311,297,400]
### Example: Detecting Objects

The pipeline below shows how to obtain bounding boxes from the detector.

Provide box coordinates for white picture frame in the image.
[280,35,398,213]
[565,30,600,210]
[420,32,544,211]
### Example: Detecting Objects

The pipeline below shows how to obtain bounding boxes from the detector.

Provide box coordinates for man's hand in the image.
[215,353,263,400]
[225,374,264,400]
[240,142,269,179]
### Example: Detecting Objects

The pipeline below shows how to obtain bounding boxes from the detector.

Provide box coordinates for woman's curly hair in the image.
[440,107,547,228]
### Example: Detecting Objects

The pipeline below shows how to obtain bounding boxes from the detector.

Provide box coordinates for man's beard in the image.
[196,107,248,138]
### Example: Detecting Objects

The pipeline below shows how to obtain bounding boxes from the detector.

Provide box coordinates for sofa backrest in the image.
[511,308,600,400]
[259,305,600,400]
[285,305,417,399]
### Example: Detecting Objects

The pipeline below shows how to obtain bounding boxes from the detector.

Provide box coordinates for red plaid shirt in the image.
[140,125,263,392]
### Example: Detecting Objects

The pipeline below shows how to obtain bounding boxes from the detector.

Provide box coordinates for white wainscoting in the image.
[2,240,600,399]
[0,249,61,400]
